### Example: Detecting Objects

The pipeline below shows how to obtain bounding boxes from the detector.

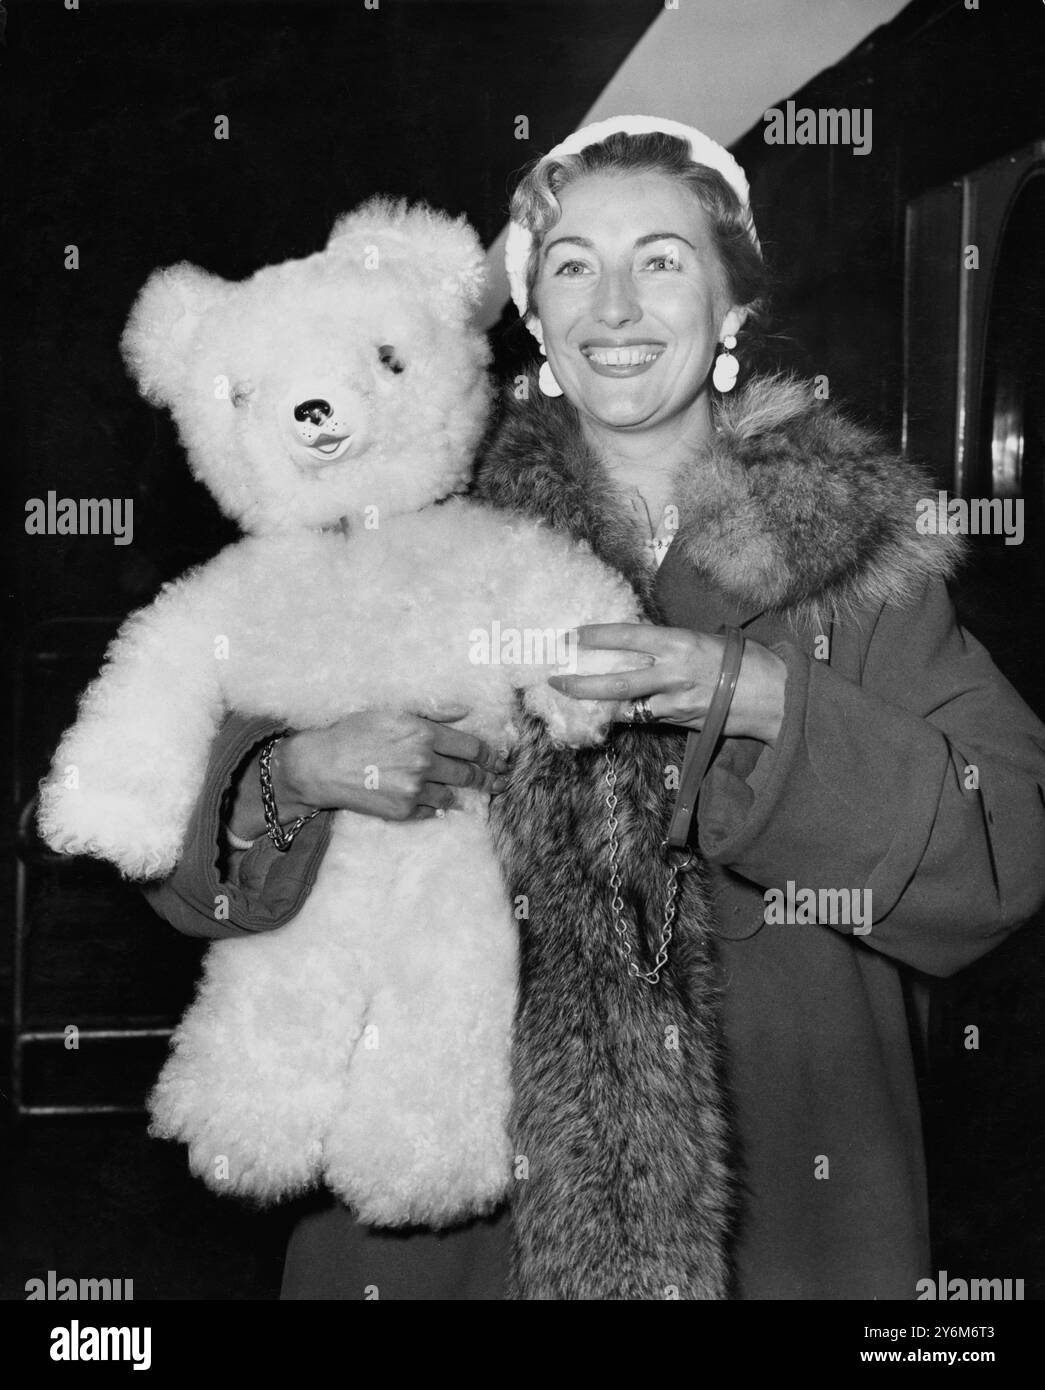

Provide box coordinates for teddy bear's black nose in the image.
[294,399,332,426]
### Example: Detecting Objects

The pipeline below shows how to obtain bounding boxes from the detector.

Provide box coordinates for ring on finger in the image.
[629,696,656,724]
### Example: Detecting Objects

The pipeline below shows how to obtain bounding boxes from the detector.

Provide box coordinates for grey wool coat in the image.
[144,372,1045,1300]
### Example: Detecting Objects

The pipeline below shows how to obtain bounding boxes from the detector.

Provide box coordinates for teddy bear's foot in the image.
[320,1022,514,1227]
[322,1107,513,1229]
[147,926,367,1203]
[317,849,518,1226]
[148,1063,331,1203]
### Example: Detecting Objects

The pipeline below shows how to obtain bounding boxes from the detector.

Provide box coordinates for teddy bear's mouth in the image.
[299,431,358,466]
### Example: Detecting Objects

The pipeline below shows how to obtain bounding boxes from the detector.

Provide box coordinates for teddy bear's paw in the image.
[523,682,624,748]
[36,796,181,880]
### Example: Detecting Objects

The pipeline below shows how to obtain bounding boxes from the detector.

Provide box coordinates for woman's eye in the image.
[377,344,405,374]
[553,260,590,277]
[644,252,681,271]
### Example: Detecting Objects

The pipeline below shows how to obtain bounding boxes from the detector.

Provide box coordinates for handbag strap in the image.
[663,625,746,855]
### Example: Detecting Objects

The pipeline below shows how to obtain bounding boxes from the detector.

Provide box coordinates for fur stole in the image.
[475,372,961,1300]
[478,372,963,629]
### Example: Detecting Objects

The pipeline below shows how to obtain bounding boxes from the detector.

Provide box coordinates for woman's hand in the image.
[228,707,508,840]
[548,624,788,746]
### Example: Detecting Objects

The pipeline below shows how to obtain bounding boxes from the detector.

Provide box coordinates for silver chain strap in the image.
[604,746,679,986]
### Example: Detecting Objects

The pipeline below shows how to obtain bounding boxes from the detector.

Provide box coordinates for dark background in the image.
[2,0,1043,1299]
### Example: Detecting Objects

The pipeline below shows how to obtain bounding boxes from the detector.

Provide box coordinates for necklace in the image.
[635,492,657,539]
[626,490,676,569]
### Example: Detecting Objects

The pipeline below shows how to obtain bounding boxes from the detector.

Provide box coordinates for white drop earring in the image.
[538,353,563,398]
[712,334,739,393]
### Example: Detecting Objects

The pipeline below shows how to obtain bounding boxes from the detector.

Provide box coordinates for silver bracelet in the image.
[258,733,320,852]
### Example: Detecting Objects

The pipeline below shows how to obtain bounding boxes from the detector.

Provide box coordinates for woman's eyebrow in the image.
[543,232,697,258]
[542,235,594,257]
[635,233,696,249]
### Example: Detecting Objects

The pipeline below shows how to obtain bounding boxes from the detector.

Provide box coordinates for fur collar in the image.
[475,372,964,629]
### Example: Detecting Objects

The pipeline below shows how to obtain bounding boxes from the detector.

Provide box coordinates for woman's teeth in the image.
[584,346,661,366]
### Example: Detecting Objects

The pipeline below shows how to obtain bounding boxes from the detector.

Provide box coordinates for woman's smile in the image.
[581,339,666,375]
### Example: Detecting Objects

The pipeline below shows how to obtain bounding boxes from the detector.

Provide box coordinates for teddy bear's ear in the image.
[120,262,231,407]
[327,198,488,321]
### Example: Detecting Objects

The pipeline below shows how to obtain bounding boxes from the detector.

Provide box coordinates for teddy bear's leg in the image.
[148,818,377,1203]
[322,810,517,1230]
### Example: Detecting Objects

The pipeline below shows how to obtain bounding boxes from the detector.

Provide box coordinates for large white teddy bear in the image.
[38,199,642,1227]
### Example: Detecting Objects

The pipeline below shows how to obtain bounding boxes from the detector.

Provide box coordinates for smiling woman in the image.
[143,115,1045,1302]
[508,125,787,745]
[477,116,1045,1299]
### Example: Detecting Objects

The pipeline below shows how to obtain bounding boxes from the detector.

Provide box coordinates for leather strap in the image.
[663,625,746,857]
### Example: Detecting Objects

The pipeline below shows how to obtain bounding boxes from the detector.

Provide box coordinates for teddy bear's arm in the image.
[36,573,228,881]
[489,521,645,748]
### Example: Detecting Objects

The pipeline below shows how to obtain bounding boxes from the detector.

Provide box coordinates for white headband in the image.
[504,114,760,336]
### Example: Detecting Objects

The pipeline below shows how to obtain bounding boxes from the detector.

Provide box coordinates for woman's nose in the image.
[592,267,641,327]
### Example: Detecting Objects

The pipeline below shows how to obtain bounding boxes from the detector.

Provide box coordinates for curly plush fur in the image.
[475,370,963,1299]
[36,205,645,1230]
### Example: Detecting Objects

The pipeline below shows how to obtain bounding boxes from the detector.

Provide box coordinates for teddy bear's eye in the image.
[230,381,254,408]
[377,344,405,375]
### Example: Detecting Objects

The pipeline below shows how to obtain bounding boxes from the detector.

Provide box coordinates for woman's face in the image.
[533,170,746,434]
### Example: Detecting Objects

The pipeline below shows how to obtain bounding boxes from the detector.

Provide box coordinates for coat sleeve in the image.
[140,713,332,940]
[697,578,1045,977]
